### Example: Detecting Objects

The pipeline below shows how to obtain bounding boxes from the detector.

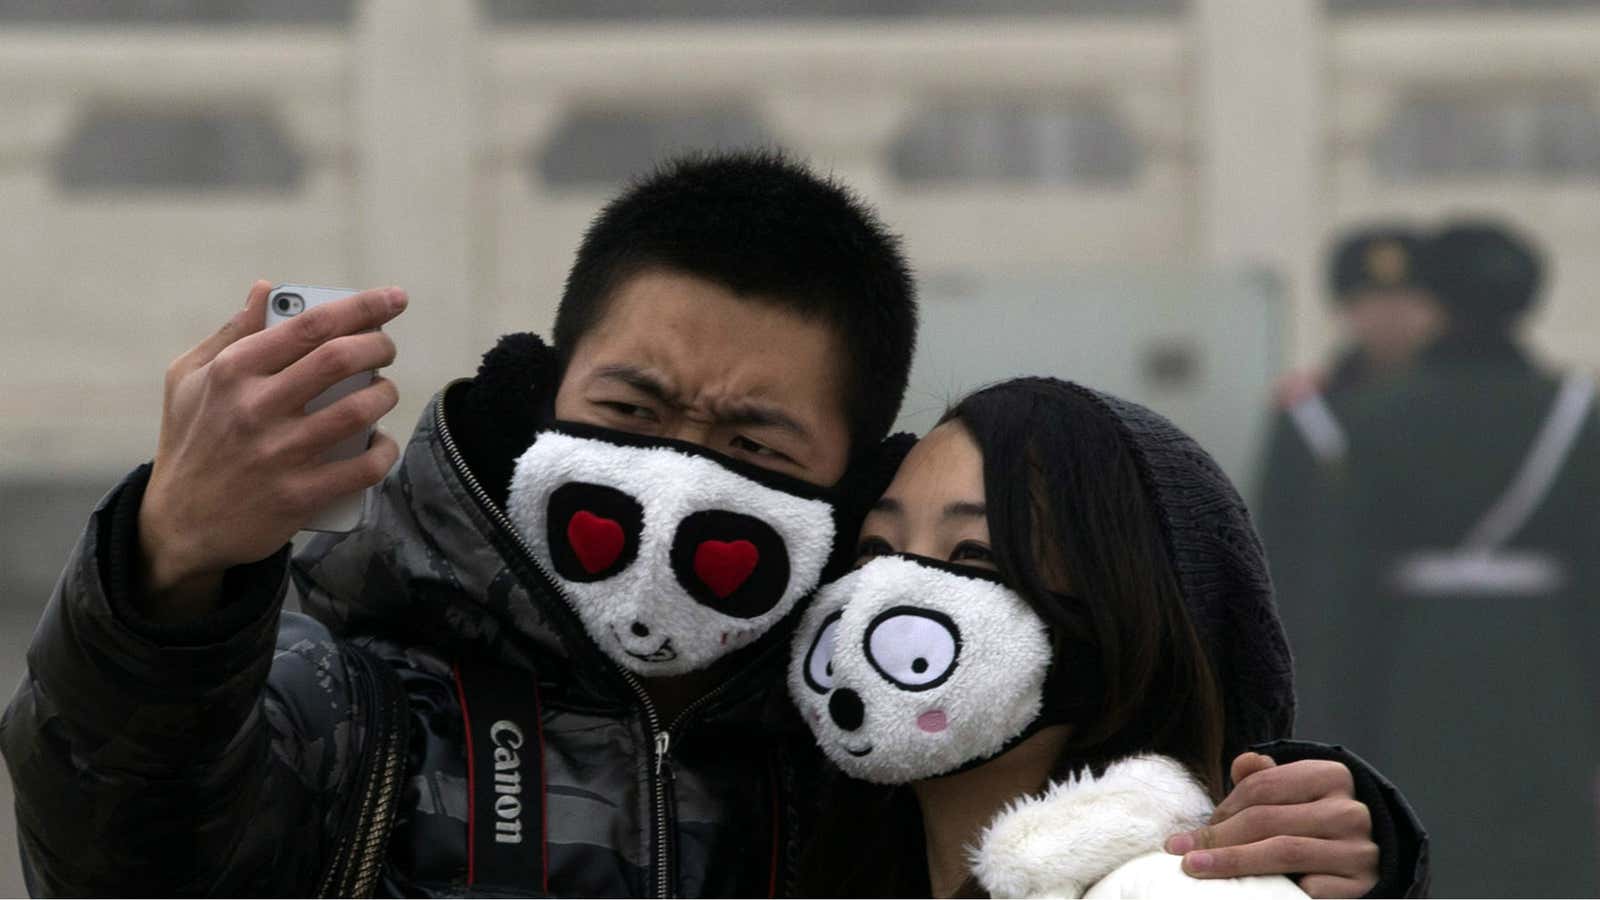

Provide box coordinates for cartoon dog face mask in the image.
[507,423,838,677]
[790,554,1056,784]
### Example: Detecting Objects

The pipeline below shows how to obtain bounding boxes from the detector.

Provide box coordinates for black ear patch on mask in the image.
[547,482,644,582]
[670,510,791,619]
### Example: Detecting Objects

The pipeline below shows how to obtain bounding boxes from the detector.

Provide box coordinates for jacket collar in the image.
[294,386,573,672]
[970,754,1214,899]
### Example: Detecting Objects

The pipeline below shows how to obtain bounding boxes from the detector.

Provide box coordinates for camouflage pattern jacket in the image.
[2,383,815,897]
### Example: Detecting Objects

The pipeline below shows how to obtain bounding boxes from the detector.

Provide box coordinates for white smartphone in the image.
[265,284,376,533]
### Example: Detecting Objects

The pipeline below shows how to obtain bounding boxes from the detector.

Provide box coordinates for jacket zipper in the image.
[434,394,684,898]
[319,647,409,898]
[347,667,407,896]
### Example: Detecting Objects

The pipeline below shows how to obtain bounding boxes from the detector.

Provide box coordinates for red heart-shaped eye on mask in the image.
[693,539,760,600]
[568,510,625,574]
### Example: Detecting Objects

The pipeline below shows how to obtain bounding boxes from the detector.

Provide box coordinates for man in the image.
[1319,221,1599,897]
[2,152,1420,897]
[1254,226,1442,742]
[1269,225,1445,415]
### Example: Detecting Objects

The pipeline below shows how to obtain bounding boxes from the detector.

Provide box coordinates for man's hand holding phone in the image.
[136,280,407,624]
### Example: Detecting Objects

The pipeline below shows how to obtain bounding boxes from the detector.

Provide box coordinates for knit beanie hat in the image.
[1064,384,1296,762]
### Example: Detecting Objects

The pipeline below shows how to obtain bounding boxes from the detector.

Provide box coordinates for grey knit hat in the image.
[1066,384,1297,762]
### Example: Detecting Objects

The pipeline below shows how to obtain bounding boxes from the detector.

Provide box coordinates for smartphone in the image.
[265,284,376,533]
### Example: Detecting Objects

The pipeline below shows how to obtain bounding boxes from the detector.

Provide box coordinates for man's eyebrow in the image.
[592,364,812,440]
[717,401,813,440]
[593,364,676,403]
[943,501,987,519]
[872,497,903,514]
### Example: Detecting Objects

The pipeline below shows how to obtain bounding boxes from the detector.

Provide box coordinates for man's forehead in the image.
[577,274,849,408]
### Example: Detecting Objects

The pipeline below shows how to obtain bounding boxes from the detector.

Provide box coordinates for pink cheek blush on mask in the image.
[917,710,949,733]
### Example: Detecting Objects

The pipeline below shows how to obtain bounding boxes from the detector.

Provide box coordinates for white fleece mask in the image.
[790,554,1055,784]
[507,424,837,677]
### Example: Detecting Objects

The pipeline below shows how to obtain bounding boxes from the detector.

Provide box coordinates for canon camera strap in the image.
[451,660,549,894]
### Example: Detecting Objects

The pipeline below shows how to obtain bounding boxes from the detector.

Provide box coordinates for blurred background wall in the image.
[4,0,1600,894]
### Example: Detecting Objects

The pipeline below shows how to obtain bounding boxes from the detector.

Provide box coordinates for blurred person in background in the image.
[1313,221,1600,898]
[1255,226,1444,740]
[1280,226,1446,409]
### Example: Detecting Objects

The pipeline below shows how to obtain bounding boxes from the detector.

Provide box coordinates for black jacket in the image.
[1313,337,1600,898]
[3,380,1429,897]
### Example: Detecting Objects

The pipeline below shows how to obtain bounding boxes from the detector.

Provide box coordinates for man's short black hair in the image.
[552,148,917,452]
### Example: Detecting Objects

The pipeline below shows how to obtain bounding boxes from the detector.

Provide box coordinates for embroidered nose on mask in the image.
[507,423,838,677]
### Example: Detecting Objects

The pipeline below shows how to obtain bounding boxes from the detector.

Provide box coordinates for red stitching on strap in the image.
[533,676,550,894]
[451,662,477,886]
[767,755,781,899]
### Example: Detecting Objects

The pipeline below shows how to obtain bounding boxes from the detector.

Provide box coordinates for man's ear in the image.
[450,332,560,509]
[823,431,917,579]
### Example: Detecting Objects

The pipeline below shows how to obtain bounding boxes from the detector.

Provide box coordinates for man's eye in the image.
[601,401,657,422]
[856,537,893,560]
[950,542,995,565]
[731,435,792,463]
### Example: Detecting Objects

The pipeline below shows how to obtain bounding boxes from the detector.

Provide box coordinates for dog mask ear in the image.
[450,332,559,510]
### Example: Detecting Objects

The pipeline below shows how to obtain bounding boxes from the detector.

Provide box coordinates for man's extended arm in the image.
[0,468,364,894]
[1,283,407,894]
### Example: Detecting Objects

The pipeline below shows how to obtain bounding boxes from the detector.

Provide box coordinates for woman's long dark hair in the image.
[797,377,1226,897]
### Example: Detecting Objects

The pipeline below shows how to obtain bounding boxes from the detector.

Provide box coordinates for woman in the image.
[789,377,1304,898]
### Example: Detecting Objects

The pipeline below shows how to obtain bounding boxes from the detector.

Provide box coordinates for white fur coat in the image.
[970,755,1309,900]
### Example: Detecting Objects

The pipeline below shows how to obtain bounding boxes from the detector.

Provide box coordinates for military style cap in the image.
[1419,220,1544,325]
[1329,226,1426,302]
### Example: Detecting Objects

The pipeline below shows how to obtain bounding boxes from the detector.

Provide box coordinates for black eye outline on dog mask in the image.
[864,605,962,692]
[803,610,843,694]
[546,482,645,583]
[669,509,794,619]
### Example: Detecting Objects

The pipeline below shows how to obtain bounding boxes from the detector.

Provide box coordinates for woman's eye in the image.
[856,537,893,560]
[950,542,996,565]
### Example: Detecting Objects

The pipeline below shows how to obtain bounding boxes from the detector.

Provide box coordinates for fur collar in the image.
[970,754,1214,899]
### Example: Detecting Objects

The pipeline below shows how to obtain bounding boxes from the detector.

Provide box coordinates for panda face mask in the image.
[789,554,1056,784]
[506,423,838,677]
